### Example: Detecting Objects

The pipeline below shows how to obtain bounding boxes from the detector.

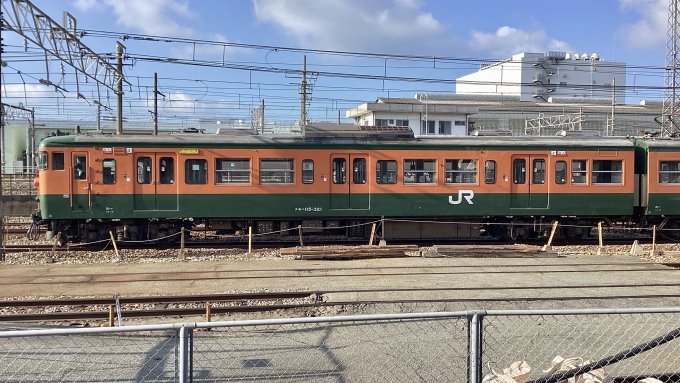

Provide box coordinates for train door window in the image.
[52,152,64,170]
[353,158,367,184]
[376,160,397,184]
[74,155,87,180]
[555,161,567,184]
[38,151,48,170]
[445,159,477,184]
[215,158,250,184]
[532,159,546,184]
[485,160,496,184]
[260,159,294,184]
[185,159,208,184]
[592,160,623,184]
[571,160,587,184]
[159,157,175,184]
[137,157,152,184]
[302,160,314,184]
[404,159,436,184]
[332,158,346,184]
[102,159,116,184]
[659,161,680,184]
[513,159,526,184]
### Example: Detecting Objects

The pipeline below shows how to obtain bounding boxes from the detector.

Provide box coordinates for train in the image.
[30,125,680,245]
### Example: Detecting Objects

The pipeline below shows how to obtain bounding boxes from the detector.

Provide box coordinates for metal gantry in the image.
[662,0,680,137]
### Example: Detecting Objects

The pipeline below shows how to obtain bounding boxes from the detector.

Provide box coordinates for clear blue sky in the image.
[0,0,670,126]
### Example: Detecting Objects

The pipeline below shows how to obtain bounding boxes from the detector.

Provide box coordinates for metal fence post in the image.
[178,325,194,383]
[468,310,485,383]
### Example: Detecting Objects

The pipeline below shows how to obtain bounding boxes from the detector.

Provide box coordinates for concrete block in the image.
[596,246,607,256]
[630,240,644,256]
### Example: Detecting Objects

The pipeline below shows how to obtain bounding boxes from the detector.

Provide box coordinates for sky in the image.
[0,0,672,128]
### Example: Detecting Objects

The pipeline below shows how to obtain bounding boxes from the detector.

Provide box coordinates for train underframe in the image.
[31,214,680,245]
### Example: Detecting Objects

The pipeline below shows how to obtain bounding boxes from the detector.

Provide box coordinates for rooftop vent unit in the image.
[555,130,601,137]
[471,130,513,136]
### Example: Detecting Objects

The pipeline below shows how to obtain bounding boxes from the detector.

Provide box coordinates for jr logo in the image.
[448,190,474,205]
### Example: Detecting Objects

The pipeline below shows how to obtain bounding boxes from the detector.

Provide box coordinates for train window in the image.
[353,158,367,184]
[404,159,436,184]
[659,161,680,184]
[302,160,314,184]
[592,160,623,184]
[137,157,152,184]
[159,157,175,184]
[445,159,477,184]
[571,160,587,184]
[376,160,397,184]
[260,158,294,184]
[185,159,208,184]
[513,159,526,184]
[102,159,116,184]
[332,158,346,184]
[38,151,48,170]
[74,156,87,180]
[555,161,567,184]
[485,160,496,184]
[215,158,250,184]
[532,159,546,184]
[52,152,64,170]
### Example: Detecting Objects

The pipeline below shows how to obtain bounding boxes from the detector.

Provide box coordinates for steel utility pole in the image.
[116,42,125,135]
[300,55,307,126]
[154,72,158,135]
[662,0,680,137]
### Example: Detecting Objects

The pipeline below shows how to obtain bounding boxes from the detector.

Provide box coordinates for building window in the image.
[260,159,294,184]
[353,158,366,184]
[137,157,152,184]
[404,159,436,184]
[439,121,452,135]
[421,120,435,135]
[572,160,587,184]
[185,159,208,184]
[332,158,346,184]
[560,81,567,85]
[159,157,175,184]
[555,161,567,184]
[485,160,496,184]
[533,159,546,184]
[102,159,116,184]
[74,155,87,180]
[592,160,623,184]
[215,158,250,184]
[375,119,388,127]
[302,159,314,184]
[454,120,466,126]
[396,120,409,127]
[445,159,477,184]
[376,160,397,184]
[52,152,64,170]
[513,159,526,184]
[660,161,680,184]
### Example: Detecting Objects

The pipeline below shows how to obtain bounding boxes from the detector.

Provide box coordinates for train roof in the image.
[633,138,680,151]
[37,131,645,151]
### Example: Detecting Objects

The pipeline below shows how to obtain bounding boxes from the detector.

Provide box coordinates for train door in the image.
[509,155,549,209]
[133,154,179,211]
[70,152,91,212]
[329,154,370,210]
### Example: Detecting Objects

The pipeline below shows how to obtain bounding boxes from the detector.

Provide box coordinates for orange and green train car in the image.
[31,129,679,243]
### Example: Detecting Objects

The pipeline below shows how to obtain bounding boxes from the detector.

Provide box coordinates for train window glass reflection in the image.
[404,159,436,184]
[445,159,477,184]
[555,161,567,184]
[215,158,249,184]
[159,157,175,184]
[102,159,116,184]
[659,161,680,184]
[332,158,346,184]
[260,158,294,184]
[592,160,623,184]
[485,160,496,184]
[38,151,48,170]
[74,155,87,180]
[376,160,397,184]
[137,157,152,184]
[532,159,546,184]
[52,152,64,170]
[571,160,587,184]
[513,159,526,184]
[353,158,366,184]
[302,160,314,184]
[185,159,208,184]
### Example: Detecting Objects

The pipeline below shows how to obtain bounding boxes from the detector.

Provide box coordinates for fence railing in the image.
[1,307,678,383]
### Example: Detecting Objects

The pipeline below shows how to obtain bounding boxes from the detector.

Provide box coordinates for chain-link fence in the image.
[0,308,678,383]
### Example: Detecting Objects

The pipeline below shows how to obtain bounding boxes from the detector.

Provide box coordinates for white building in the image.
[456,52,626,103]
